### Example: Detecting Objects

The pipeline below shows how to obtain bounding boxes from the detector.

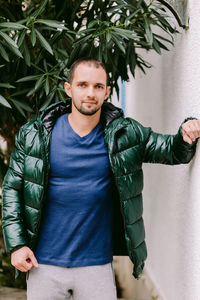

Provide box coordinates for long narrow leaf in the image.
[26,87,35,97]
[35,28,53,55]
[30,26,37,46]
[152,38,161,54]
[73,34,92,46]
[7,43,23,58]
[0,22,27,30]
[39,92,55,111]
[57,88,65,102]
[11,99,26,117]
[125,9,141,21]
[144,17,153,46]
[0,31,18,48]
[156,39,169,51]
[154,33,173,45]
[0,44,9,62]
[0,94,11,108]
[112,28,137,40]
[17,75,40,83]
[111,34,126,54]
[31,63,44,73]
[106,31,112,43]
[12,99,33,112]
[11,88,30,97]
[0,83,15,88]
[23,40,31,66]
[34,76,44,91]
[35,19,68,30]
[18,30,26,47]
[32,0,48,19]
[64,32,74,42]
[44,77,50,95]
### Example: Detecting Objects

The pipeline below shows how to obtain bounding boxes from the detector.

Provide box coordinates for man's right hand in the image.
[11,246,39,272]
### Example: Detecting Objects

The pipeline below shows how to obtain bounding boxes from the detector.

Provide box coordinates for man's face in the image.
[64,63,110,116]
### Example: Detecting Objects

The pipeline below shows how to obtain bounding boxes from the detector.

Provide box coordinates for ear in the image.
[104,86,111,100]
[64,82,72,97]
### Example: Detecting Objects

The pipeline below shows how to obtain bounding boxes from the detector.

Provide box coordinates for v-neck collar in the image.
[66,114,102,142]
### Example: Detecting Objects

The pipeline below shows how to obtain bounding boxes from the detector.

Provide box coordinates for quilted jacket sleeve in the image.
[2,127,28,253]
[142,119,197,164]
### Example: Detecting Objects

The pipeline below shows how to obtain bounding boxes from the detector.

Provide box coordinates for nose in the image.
[87,85,95,98]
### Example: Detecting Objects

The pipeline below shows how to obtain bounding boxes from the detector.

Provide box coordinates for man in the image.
[2,58,200,300]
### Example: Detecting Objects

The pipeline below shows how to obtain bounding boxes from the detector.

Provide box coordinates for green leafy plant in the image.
[0,0,176,116]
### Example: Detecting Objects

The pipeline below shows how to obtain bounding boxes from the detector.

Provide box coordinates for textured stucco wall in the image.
[124,1,200,299]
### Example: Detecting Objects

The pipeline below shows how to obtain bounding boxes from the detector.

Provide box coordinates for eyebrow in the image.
[76,81,106,87]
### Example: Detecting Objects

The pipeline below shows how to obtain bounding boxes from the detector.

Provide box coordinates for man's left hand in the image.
[182,119,200,144]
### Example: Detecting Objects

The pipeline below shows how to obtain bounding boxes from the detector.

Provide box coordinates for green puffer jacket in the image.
[2,100,196,279]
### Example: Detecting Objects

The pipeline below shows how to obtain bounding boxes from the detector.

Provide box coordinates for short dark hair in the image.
[68,57,108,85]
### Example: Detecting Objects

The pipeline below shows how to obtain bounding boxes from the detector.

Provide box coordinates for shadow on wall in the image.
[114,256,163,300]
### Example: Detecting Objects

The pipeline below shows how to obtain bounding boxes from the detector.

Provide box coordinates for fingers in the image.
[182,130,193,144]
[12,258,33,272]
[11,246,38,272]
[182,120,200,144]
[29,251,39,268]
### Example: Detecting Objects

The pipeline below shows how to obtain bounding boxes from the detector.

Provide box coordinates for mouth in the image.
[82,101,97,105]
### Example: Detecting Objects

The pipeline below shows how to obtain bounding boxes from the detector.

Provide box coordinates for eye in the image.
[96,84,103,89]
[79,83,86,87]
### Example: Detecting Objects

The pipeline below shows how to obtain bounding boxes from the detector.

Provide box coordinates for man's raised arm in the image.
[142,119,200,164]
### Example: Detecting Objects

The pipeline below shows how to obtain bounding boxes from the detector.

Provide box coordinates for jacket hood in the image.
[39,98,124,131]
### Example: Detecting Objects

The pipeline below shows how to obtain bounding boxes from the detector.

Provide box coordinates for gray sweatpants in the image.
[26,263,117,300]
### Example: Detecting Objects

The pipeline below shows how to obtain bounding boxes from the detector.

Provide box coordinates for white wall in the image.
[124,1,200,299]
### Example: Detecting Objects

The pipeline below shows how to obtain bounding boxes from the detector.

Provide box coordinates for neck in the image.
[68,106,101,138]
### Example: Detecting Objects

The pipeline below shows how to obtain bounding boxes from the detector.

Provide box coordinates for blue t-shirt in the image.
[35,113,113,267]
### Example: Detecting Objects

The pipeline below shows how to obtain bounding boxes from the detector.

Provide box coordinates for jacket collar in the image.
[39,98,124,131]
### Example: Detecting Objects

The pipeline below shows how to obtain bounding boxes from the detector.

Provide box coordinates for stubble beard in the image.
[73,100,101,116]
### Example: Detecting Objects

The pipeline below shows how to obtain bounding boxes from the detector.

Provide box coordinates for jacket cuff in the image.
[10,244,27,254]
